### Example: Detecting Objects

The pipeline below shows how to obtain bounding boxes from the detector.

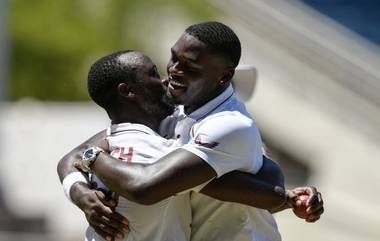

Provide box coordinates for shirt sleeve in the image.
[181,113,263,178]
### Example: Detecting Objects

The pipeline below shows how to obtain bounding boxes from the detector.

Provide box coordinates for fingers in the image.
[93,226,115,241]
[94,190,114,208]
[291,186,316,196]
[288,186,324,222]
[306,205,323,223]
[100,215,129,235]
[95,190,118,208]
[306,191,318,207]
[290,186,319,206]
[306,215,320,223]
[74,161,86,172]
[91,217,124,240]
[95,190,106,200]
[306,192,323,211]
[94,191,126,224]
[108,211,129,225]
[88,214,117,241]
[83,191,129,239]
[306,192,324,223]
[305,190,324,222]
[309,206,324,219]
[105,210,129,234]
[93,192,129,233]
[87,208,128,240]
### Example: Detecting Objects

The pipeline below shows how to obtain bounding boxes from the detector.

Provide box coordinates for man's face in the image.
[165,33,229,111]
[135,55,175,120]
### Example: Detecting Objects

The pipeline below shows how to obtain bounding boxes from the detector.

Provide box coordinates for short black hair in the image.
[185,21,241,67]
[87,50,142,111]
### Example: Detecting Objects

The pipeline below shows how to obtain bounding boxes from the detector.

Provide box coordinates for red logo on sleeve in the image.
[194,134,219,149]
[110,147,134,162]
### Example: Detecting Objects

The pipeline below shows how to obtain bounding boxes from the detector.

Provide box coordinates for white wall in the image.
[0,101,109,241]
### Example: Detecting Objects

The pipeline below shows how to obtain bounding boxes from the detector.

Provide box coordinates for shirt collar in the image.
[177,84,234,121]
[107,122,159,136]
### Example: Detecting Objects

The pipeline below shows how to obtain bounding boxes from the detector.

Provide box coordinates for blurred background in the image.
[0,0,379,240]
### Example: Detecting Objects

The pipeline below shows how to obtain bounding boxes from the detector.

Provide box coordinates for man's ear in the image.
[218,67,235,86]
[117,82,137,99]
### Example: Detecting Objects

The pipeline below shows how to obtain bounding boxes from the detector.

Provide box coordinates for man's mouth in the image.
[168,76,187,97]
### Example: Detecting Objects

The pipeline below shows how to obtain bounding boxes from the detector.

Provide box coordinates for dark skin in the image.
[164,33,322,221]
[58,36,324,240]
[59,50,286,240]
[57,130,129,241]
[78,34,323,212]
[165,33,235,114]
[76,147,284,207]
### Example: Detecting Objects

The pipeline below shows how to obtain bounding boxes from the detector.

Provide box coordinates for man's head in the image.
[166,21,241,113]
[88,50,174,124]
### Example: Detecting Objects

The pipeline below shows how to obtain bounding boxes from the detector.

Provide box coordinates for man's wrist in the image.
[81,147,104,173]
[283,189,296,210]
[62,171,89,202]
[70,181,91,209]
[268,189,294,213]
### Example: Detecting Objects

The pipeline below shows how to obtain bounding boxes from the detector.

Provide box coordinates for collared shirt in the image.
[160,84,281,241]
[161,84,263,177]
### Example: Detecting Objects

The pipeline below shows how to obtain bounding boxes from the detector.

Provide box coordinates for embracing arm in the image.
[90,148,216,205]
[199,156,286,210]
[89,151,286,210]
[89,115,283,206]
[57,129,107,183]
[198,157,324,219]
[57,130,130,241]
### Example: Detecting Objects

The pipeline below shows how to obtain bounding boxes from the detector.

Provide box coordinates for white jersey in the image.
[160,84,281,241]
[85,123,191,241]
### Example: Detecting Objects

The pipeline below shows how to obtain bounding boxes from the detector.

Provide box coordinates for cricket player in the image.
[81,50,195,241]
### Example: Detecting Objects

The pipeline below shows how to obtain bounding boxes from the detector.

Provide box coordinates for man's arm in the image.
[83,115,285,208]
[88,148,217,205]
[57,130,107,182]
[199,156,286,209]
[57,130,129,241]
[86,149,323,222]
[198,157,324,221]
[83,151,285,209]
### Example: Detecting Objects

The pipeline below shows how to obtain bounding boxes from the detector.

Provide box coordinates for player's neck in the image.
[110,112,161,132]
[184,85,227,115]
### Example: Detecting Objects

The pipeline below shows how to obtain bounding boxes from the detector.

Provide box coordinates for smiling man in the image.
[58,22,323,241]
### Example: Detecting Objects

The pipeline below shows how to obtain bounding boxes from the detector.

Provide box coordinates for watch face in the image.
[84,149,94,159]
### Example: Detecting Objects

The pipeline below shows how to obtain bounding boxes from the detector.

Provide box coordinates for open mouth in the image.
[168,76,187,97]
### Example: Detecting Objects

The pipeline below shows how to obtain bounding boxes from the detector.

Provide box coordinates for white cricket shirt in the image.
[85,123,191,241]
[160,84,281,241]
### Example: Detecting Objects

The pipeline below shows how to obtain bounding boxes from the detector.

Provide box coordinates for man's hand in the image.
[287,186,324,222]
[71,182,129,241]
